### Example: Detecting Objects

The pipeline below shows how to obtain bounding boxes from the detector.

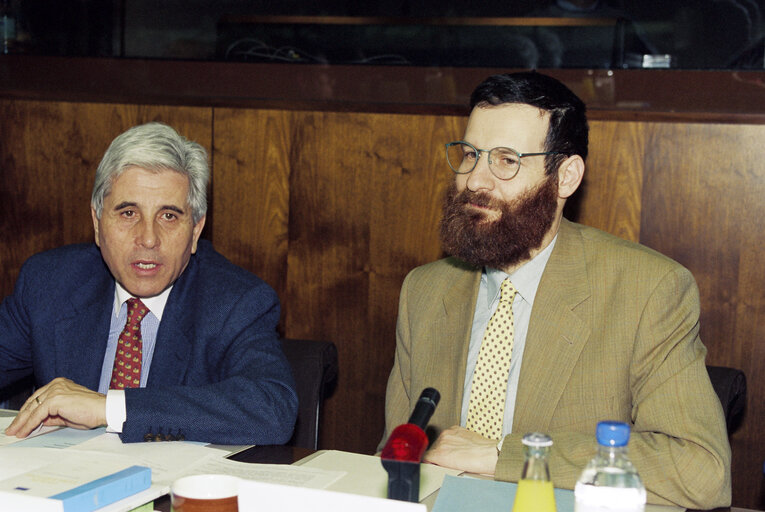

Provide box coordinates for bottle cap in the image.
[521,432,553,447]
[596,421,631,447]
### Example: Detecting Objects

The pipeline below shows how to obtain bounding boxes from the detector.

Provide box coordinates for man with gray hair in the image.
[1,122,297,444]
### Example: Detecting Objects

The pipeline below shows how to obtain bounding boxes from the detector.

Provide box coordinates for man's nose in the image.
[465,151,495,192]
[136,218,159,248]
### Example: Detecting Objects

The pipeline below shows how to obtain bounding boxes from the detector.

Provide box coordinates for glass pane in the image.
[2,0,763,70]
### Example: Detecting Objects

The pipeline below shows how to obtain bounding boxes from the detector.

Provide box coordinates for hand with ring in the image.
[4,378,107,438]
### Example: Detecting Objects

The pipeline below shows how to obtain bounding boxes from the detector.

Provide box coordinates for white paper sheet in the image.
[299,450,462,501]
[0,415,61,446]
[238,479,427,512]
[184,456,345,489]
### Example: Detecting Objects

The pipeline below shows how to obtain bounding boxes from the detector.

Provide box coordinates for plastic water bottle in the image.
[574,421,646,512]
[513,432,557,512]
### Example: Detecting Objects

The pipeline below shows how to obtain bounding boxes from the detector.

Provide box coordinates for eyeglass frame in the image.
[445,140,561,181]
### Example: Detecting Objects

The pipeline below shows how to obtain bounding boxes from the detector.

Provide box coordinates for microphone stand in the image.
[380,388,440,502]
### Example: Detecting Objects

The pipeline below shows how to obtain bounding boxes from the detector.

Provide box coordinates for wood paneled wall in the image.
[1,99,763,509]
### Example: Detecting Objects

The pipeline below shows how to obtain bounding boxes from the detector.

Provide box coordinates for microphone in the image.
[407,387,440,431]
[381,387,441,502]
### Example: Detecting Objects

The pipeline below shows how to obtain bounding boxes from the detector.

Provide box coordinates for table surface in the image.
[153,445,753,512]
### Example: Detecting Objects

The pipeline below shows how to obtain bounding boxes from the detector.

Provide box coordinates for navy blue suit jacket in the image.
[0,240,297,444]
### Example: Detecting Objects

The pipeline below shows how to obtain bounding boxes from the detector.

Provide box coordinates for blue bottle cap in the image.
[596,421,631,447]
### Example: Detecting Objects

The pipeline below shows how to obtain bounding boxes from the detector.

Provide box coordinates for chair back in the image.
[280,338,339,450]
[706,365,746,434]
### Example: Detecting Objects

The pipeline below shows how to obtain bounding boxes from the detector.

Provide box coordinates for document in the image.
[3,426,348,489]
[0,414,61,446]
[65,430,227,488]
[1,425,396,511]
[239,479,427,512]
[299,450,462,501]
[182,456,345,489]
[0,450,151,512]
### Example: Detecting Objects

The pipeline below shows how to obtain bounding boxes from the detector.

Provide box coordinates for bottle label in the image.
[574,484,646,512]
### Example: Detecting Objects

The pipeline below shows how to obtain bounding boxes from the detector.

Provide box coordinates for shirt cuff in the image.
[105,389,127,433]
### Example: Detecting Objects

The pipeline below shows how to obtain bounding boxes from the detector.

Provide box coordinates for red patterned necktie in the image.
[109,298,147,389]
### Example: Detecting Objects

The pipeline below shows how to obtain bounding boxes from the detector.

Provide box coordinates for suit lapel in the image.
[513,219,592,432]
[148,317,191,387]
[53,275,114,390]
[146,257,197,387]
[432,263,482,427]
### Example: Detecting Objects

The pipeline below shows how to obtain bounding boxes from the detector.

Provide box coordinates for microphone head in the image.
[382,387,441,462]
[380,423,429,462]
[419,387,440,407]
[406,387,441,430]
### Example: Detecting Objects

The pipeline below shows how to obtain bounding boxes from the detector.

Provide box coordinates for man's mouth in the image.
[467,201,492,210]
[134,262,158,270]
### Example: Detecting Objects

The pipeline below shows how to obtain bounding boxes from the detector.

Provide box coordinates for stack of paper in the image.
[0,452,150,512]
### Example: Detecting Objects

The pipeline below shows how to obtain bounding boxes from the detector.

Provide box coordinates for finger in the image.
[17,393,41,414]
[8,389,56,436]
[5,402,46,437]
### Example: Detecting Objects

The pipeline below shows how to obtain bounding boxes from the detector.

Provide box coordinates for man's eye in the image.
[162,212,177,221]
[463,150,477,161]
[121,210,135,218]
[495,151,519,166]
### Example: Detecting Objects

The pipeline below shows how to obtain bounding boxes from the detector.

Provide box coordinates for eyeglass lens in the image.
[446,143,521,180]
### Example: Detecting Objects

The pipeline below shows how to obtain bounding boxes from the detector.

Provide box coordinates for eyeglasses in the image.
[445,141,560,181]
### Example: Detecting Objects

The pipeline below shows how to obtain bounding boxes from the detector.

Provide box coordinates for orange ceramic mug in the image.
[170,474,239,512]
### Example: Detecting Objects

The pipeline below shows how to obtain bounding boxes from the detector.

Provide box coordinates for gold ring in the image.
[34,396,41,405]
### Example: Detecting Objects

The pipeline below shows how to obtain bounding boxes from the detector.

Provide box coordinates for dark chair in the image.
[280,338,339,450]
[706,365,747,434]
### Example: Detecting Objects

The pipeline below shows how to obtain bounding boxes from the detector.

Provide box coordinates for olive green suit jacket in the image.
[382,219,730,509]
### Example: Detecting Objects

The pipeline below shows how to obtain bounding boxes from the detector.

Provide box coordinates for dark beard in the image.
[439,176,559,270]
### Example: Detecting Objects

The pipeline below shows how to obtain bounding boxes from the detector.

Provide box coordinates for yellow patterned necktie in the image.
[109,298,146,389]
[466,278,517,440]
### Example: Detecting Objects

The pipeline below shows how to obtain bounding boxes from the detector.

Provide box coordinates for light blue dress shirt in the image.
[460,235,557,436]
[98,283,171,431]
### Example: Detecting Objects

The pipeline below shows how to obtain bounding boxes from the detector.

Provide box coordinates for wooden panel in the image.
[211,109,291,307]
[573,120,645,242]
[3,57,765,122]
[281,111,464,452]
[639,123,765,508]
[0,99,212,296]
[363,112,465,451]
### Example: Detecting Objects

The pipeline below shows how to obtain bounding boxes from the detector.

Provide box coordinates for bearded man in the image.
[379,72,731,509]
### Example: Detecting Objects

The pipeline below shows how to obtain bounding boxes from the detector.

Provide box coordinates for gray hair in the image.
[91,122,209,224]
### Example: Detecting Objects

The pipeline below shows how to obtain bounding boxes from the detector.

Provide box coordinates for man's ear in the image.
[91,207,101,247]
[557,155,585,199]
[191,215,206,254]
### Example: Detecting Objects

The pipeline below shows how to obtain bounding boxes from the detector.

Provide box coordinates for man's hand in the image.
[423,425,499,476]
[4,377,107,438]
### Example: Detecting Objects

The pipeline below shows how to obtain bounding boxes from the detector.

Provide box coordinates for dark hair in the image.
[470,72,589,174]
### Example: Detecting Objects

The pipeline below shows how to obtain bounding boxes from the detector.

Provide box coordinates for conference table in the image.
[0,414,755,512]
[149,444,757,512]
